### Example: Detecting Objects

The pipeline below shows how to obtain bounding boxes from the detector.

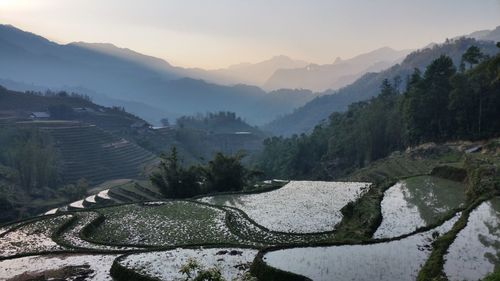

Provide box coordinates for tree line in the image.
[151,147,259,198]
[257,46,500,180]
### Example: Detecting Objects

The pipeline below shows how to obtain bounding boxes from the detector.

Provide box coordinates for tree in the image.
[204,152,247,192]
[150,147,200,198]
[461,46,484,70]
[402,55,456,142]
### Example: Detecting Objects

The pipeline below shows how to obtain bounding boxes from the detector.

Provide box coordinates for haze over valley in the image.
[0,1,499,281]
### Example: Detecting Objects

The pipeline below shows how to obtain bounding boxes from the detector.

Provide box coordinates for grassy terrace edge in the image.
[416,193,497,281]
[416,153,500,281]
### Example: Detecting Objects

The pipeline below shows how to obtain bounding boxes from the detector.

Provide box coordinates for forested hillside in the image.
[257,47,500,179]
[264,38,499,136]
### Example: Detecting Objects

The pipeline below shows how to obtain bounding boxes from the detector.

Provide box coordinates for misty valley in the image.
[0,3,499,281]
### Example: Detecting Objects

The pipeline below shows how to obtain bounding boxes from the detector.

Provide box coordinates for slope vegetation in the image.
[265,38,499,136]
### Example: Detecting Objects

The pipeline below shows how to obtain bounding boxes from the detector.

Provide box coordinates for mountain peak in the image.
[270,55,293,61]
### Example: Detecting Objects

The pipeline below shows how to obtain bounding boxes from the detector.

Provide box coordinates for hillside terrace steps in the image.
[52,180,164,213]
[36,123,158,185]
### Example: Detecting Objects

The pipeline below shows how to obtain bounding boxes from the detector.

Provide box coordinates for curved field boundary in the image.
[417,192,499,281]
[0,212,78,239]
[251,249,312,281]
[77,197,324,249]
[0,214,75,261]
[250,207,466,281]
[53,212,142,252]
[77,186,465,249]
[78,200,259,249]
[194,181,376,237]
[110,245,260,281]
[191,180,288,201]
[193,199,340,237]
[221,206,333,245]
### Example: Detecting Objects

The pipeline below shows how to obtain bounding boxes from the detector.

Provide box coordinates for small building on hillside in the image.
[73,107,96,114]
[30,112,50,119]
[130,120,152,134]
[131,120,151,129]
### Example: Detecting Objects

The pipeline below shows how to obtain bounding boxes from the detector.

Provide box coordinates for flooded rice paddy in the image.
[264,213,460,281]
[374,176,465,238]
[444,197,500,281]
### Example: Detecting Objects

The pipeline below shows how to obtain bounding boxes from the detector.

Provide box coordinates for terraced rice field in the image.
[43,124,158,184]
[0,254,118,281]
[200,181,371,233]
[51,179,165,213]
[0,215,73,258]
[444,197,500,281]
[0,177,496,281]
[116,248,258,280]
[87,201,245,246]
[263,213,460,281]
[374,176,465,238]
[57,212,139,251]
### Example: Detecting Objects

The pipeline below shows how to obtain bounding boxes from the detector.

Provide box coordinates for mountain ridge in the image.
[0,24,316,126]
[264,46,412,92]
[263,37,500,136]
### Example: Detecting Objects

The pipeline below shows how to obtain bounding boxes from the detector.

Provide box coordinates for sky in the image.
[0,0,499,69]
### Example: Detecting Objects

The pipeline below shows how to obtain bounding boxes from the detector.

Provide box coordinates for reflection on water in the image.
[374,176,465,238]
[199,181,370,233]
[264,214,460,281]
[444,198,500,281]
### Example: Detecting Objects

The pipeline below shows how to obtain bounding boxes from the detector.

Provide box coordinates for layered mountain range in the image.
[1,24,498,133]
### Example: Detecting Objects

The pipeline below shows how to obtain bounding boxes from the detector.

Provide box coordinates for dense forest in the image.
[257,46,500,179]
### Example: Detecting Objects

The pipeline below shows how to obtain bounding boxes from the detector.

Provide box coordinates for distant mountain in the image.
[264,47,412,92]
[264,38,499,136]
[0,24,315,125]
[187,55,309,87]
[460,25,500,42]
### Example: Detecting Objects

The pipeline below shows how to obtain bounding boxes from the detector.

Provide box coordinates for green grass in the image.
[333,180,394,241]
[345,149,464,183]
[416,197,482,281]
[345,154,435,183]
[482,270,500,281]
[88,201,245,247]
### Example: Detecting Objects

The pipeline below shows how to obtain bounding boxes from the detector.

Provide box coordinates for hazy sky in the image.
[1,0,499,69]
